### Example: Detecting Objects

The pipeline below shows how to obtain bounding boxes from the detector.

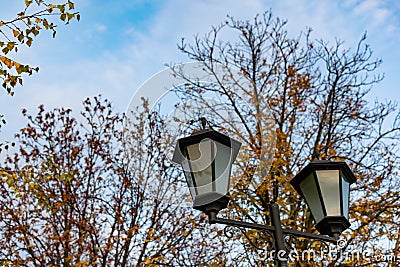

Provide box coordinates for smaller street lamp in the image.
[290,160,356,239]
[173,126,357,267]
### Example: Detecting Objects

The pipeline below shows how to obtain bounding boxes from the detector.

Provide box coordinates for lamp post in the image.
[173,127,356,267]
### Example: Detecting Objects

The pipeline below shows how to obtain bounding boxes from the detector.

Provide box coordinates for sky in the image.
[0,0,399,147]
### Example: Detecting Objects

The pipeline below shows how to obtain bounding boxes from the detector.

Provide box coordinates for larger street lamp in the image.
[173,126,356,267]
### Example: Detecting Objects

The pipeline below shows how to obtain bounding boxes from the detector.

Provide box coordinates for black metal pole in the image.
[270,203,288,267]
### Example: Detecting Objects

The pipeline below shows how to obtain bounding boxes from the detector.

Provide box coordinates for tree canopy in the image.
[0,97,227,266]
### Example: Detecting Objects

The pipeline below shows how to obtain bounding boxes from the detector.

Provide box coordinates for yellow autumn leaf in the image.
[28,181,35,190]
[0,56,13,69]
[7,42,15,51]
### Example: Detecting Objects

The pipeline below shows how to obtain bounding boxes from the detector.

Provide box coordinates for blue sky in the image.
[1,0,399,145]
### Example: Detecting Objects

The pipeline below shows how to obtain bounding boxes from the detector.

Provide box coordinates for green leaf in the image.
[2,47,9,54]
[6,42,15,51]
[32,28,39,36]
[67,13,74,21]
[57,4,65,13]
[18,33,24,42]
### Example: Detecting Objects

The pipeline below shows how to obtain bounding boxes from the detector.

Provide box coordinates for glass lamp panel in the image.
[214,141,232,195]
[186,140,213,196]
[185,176,196,200]
[299,173,325,223]
[181,160,197,199]
[341,174,350,219]
[181,149,197,199]
[316,170,341,216]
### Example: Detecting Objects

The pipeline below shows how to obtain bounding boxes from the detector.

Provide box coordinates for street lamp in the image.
[290,160,356,239]
[172,128,241,214]
[173,127,356,266]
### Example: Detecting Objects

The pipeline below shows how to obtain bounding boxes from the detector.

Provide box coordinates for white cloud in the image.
[355,0,380,13]
[96,24,107,32]
[349,0,397,31]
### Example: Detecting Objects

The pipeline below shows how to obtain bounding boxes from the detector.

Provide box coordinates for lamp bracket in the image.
[208,212,337,247]
[223,225,275,251]
[284,232,334,253]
